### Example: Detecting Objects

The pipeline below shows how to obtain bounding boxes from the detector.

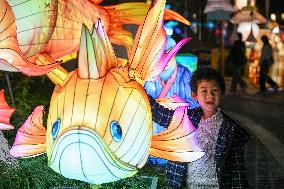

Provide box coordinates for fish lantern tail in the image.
[104,2,190,56]
[0,0,60,76]
[127,0,167,86]
[10,106,47,158]
[127,0,190,86]
[164,9,190,26]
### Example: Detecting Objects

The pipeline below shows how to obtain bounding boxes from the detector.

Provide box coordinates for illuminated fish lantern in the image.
[10,0,204,184]
[0,0,189,76]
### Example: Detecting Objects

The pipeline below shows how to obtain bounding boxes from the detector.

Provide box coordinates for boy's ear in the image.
[191,91,198,100]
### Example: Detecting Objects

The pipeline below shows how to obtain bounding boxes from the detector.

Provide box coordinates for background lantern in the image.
[231,0,266,42]
[204,0,234,74]
[237,21,260,42]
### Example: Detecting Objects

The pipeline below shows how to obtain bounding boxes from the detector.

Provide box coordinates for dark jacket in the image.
[227,40,247,66]
[148,95,250,188]
[259,44,274,66]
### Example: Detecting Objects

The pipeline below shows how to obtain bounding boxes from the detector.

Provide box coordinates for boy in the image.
[148,66,250,188]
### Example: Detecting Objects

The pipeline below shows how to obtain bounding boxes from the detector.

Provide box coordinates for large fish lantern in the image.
[0,0,189,76]
[46,25,154,184]
[11,0,204,184]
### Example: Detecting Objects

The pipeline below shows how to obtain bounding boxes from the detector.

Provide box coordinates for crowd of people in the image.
[227,33,280,94]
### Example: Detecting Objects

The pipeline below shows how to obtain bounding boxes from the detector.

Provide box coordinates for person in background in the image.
[148,66,250,188]
[227,33,247,94]
[259,35,278,92]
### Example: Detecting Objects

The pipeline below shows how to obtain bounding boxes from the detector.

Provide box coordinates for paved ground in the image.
[222,77,284,189]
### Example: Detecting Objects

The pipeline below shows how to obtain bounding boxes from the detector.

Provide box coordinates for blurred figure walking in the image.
[228,33,247,94]
[259,35,278,92]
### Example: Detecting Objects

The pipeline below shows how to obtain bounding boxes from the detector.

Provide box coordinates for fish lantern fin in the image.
[78,22,117,79]
[152,38,191,81]
[150,106,205,162]
[0,89,15,130]
[10,106,46,158]
[92,20,118,70]
[128,0,167,85]
[164,9,190,26]
[104,2,190,56]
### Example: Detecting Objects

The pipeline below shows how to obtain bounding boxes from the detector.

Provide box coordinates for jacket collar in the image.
[189,107,235,166]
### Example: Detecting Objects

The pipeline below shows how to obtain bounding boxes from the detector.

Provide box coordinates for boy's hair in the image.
[190,66,226,95]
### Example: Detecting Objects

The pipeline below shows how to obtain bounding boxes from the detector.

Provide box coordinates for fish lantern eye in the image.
[52,119,61,139]
[110,121,122,142]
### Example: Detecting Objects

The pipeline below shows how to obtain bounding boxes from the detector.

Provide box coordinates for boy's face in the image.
[191,80,222,119]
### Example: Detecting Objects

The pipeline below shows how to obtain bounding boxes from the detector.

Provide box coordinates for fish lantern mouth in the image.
[48,129,137,184]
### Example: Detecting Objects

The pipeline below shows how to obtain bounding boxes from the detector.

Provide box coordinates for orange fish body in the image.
[46,67,152,184]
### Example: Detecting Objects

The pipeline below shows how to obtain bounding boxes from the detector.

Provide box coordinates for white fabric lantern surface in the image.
[204,0,234,13]
[237,22,260,41]
[235,0,256,10]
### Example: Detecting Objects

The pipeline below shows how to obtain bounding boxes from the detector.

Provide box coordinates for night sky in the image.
[104,0,284,24]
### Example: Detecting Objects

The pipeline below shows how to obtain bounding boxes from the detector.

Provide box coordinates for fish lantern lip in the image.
[48,128,137,184]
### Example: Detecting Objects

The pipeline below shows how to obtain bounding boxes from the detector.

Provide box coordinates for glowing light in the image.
[205,21,215,29]
[235,0,256,10]
[235,0,248,10]
[165,4,171,9]
[272,26,280,34]
[165,27,174,36]
[270,13,276,21]
[175,28,182,34]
